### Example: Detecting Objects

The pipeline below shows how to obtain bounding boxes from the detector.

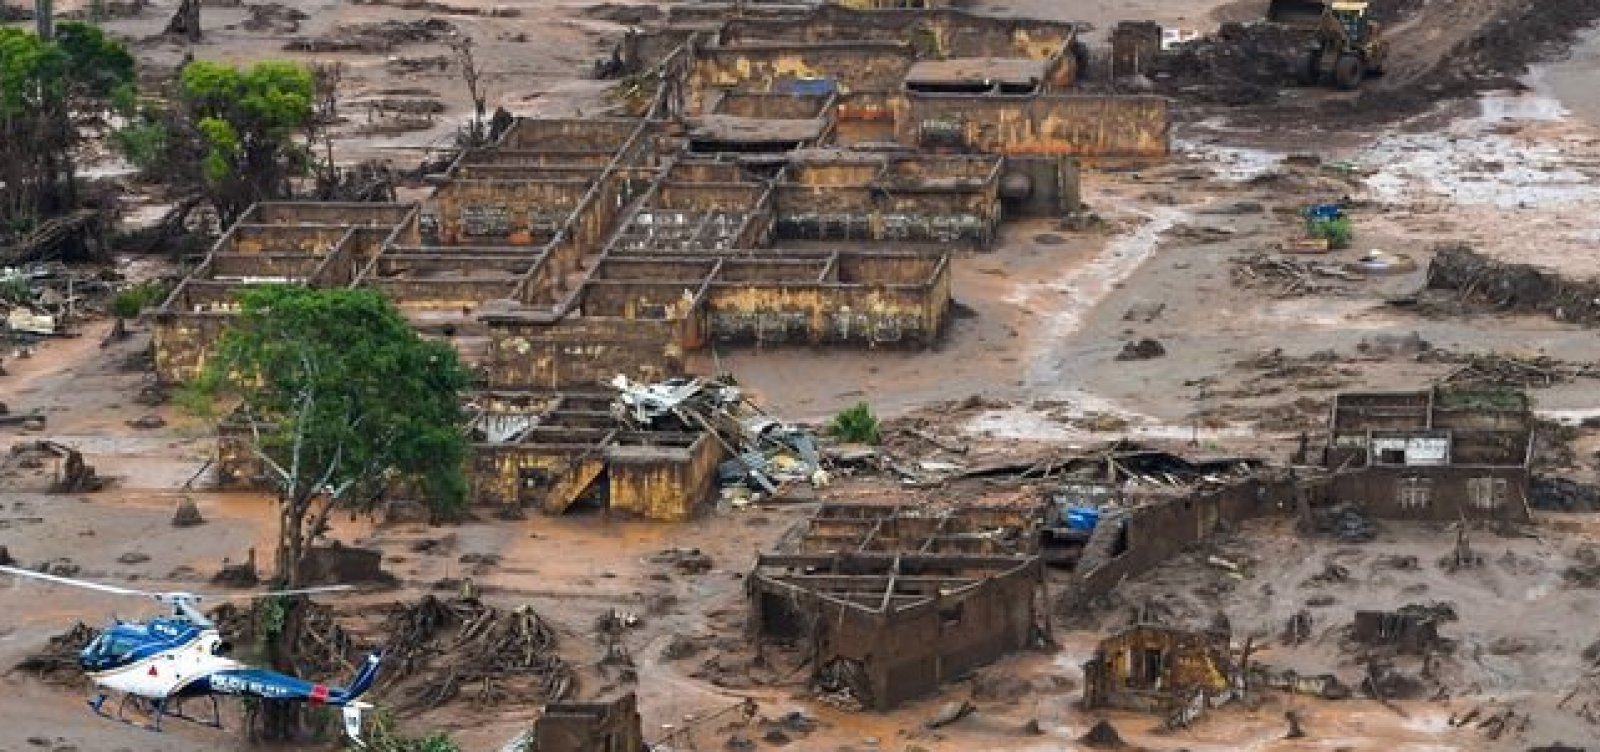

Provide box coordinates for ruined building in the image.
[1081,624,1235,715]
[1323,387,1534,521]
[748,503,1046,710]
[526,694,645,752]
[152,3,1170,518]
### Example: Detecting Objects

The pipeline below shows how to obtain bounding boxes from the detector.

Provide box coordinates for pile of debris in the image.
[1232,252,1362,297]
[1419,350,1600,389]
[240,2,307,32]
[374,596,572,712]
[1152,21,1309,105]
[1423,245,1600,326]
[12,622,96,687]
[1304,503,1377,543]
[285,18,456,53]
[1531,477,1600,512]
[6,441,102,492]
[611,375,824,494]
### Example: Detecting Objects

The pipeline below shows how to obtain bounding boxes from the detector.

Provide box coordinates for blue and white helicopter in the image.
[0,564,383,745]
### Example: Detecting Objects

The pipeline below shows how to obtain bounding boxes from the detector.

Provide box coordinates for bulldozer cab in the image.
[1331,2,1370,38]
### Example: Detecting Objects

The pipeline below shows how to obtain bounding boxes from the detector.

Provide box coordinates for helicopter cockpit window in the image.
[87,634,139,659]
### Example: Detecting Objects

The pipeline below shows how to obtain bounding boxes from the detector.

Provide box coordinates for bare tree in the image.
[34,0,53,39]
[164,0,201,42]
[450,35,491,146]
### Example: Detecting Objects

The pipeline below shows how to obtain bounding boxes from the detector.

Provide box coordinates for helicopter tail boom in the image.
[334,651,383,703]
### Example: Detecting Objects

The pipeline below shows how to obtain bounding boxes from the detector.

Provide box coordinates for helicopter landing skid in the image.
[90,692,223,732]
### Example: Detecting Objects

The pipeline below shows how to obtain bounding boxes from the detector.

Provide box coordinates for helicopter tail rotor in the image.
[342,702,372,748]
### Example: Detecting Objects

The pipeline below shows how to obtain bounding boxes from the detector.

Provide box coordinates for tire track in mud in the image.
[964,206,1212,441]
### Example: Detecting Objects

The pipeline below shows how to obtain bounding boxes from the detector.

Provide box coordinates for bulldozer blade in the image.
[1267,0,1327,25]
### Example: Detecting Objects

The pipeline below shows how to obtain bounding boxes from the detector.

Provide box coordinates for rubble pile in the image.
[1303,503,1377,543]
[1423,245,1600,326]
[285,18,457,53]
[1152,22,1309,105]
[374,596,572,712]
[1531,477,1600,512]
[240,2,308,32]
[612,375,824,494]
[1232,252,1362,297]
[1420,350,1600,389]
[6,441,102,492]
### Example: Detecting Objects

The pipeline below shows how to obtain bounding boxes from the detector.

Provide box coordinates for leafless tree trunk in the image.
[34,0,53,40]
[165,0,201,42]
[451,36,490,146]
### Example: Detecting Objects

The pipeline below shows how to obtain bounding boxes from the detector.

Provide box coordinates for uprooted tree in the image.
[187,286,470,740]
[0,22,134,258]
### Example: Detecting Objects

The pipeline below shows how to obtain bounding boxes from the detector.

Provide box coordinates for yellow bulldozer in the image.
[1268,0,1389,90]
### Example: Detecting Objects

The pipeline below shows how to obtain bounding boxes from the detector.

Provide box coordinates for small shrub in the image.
[110,281,169,319]
[830,402,881,445]
[0,275,28,304]
[357,711,462,752]
[1306,216,1353,250]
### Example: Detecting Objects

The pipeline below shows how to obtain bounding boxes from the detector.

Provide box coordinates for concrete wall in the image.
[152,310,234,384]
[1083,625,1231,713]
[897,94,1170,159]
[750,556,1042,710]
[532,694,644,752]
[471,435,610,506]
[485,316,693,390]
[874,567,1039,708]
[720,7,1073,65]
[688,43,915,112]
[703,260,950,347]
[606,433,723,521]
[1068,478,1297,608]
[423,180,595,246]
[1327,465,1531,522]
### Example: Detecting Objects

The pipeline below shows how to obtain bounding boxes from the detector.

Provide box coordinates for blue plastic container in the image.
[1065,507,1101,531]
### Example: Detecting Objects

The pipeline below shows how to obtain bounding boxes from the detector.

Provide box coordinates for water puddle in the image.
[965,397,1256,443]
[1360,96,1598,209]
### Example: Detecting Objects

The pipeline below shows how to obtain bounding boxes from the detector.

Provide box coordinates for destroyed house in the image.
[527,693,645,752]
[1082,624,1235,714]
[148,5,1170,514]
[623,3,1166,162]
[468,391,722,521]
[1033,442,1264,568]
[1324,387,1533,521]
[749,504,1044,710]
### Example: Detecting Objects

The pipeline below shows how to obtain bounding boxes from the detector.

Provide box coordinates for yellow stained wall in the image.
[152,313,234,384]
[473,444,594,506]
[899,95,1169,159]
[607,436,723,522]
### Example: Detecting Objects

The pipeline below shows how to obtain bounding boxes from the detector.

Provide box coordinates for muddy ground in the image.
[7,0,1600,750]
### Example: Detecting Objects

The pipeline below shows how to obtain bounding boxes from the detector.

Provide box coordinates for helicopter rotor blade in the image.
[213,585,357,601]
[0,564,156,598]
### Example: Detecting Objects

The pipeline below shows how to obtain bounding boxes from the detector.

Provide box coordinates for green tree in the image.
[0,22,134,229]
[180,60,315,224]
[193,286,470,585]
[191,287,469,740]
[117,59,315,226]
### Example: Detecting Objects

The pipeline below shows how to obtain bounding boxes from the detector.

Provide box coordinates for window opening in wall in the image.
[1398,477,1432,509]
[1467,476,1508,510]
[1139,648,1165,687]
